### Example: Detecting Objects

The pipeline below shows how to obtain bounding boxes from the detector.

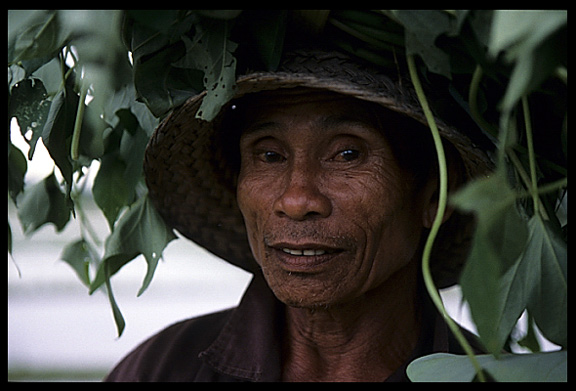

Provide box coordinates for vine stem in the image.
[522,96,540,216]
[507,149,550,221]
[406,54,487,382]
[468,66,498,138]
[71,75,88,161]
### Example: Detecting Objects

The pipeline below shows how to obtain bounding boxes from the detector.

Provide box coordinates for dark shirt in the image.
[105,271,481,382]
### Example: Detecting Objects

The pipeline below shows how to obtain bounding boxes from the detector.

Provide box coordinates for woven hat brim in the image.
[144,68,493,287]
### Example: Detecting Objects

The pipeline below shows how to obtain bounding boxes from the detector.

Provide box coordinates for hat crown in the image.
[144,49,494,287]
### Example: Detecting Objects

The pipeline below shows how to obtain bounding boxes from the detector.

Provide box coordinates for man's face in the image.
[236,90,432,308]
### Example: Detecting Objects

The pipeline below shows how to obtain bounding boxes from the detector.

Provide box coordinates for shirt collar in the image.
[199,272,284,381]
[199,271,451,382]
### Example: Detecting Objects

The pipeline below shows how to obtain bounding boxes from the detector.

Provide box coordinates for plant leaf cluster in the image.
[407,351,566,382]
[8,10,566,380]
[389,10,567,381]
[8,10,170,337]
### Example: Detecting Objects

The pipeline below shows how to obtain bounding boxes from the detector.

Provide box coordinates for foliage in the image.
[8,10,566,381]
[406,351,567,382]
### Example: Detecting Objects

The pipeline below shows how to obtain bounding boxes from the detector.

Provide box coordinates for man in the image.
[105,50,491,382]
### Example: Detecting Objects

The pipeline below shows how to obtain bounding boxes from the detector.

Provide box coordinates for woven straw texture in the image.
[144,50,493,287]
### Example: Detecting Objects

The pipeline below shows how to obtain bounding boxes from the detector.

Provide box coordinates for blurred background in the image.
[7,127,254,381]
[8,124,557,382]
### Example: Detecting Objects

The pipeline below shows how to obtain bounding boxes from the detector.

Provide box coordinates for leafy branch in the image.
[407,53,487,382]
[399,10,566,381]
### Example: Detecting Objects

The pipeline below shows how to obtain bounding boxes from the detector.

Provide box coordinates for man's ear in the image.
[421,177,456,229]
[422,143,466,228]
[422,192,455,228]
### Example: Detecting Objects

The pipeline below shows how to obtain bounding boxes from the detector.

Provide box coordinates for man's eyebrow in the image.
[241,121,283,137]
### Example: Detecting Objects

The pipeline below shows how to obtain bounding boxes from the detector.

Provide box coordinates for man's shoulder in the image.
[105,308,234,382]
[143,308,233,348]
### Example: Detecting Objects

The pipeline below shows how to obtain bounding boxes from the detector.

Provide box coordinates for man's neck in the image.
[281,260,421,382]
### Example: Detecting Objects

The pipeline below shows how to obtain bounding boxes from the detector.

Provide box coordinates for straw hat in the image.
[143,50,493,288]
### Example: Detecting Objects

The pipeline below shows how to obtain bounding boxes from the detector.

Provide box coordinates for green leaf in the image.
[8,78,52,159]
[8,143,28,204]
[126,13,200,117]
[127,16,173,61]
[89,196,176,296]
[407,351,567,382]
[175,19,238,121]
[501,29,566,113]
[8,11,68,65]
[451,170,529,355]
[92,120,148,229]
[58,10,128,125]
[522,215,567,348]
[8,64,26,90]
[392,10,464,78]
[332,10,405,47]
[8,11,43,40]
[118,113,148,185]
[488,10,566,60]
[92,154,130,229]
[60,239,98,286]
[491,244,538,355]
[488,10,567,112]
[30,57,64,96]
[517,314,542,353]
[452,170,529,272]
[197,10,242,20]
[17,172,71,235]
[130,100,159,137]
[99,84,159,137]
[105,264,126,337]
[41,88,75,191]
[133,44,197,117]
[126,10,181,34]
[76,105,106,160]
[8,222,13,256]
[244,10,287,71]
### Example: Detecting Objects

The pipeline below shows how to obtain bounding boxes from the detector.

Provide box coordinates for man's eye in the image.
[259,151,285,163]
[334,149,361,162]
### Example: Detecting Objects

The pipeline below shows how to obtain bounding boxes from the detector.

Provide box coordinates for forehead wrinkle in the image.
[238,93,386,141]
[242,115,382,141]
[319,114,382,136]
[240,120,285,142]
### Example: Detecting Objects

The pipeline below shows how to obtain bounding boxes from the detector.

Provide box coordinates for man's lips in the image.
[281,248,327,256]
[267,242,345,272]
[270,241,343,255]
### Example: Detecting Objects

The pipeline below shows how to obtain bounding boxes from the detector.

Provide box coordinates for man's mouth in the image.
[281,248,326,256]
[266,242,345,273]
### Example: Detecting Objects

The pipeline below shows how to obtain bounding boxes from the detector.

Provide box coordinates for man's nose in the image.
[273,165,332,221]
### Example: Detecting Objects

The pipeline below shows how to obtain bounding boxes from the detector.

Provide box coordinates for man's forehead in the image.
[239,88,360,107]
[236,88,383,131]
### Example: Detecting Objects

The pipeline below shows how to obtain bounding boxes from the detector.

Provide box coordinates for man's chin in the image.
[265,275,349,310]
[278,294,331,309]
